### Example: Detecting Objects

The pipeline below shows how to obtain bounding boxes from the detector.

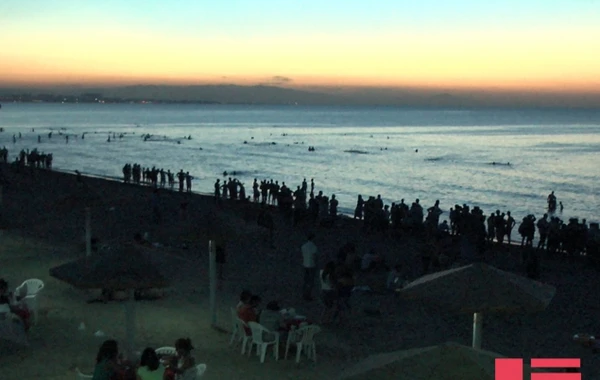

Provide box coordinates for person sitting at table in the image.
[173,338,196,380]
[320,262,338,324]
[0,278,31,331]
[162,356,178,380]
[238,295,260,334]
[136,347,165,380]
[259,301,286,332]
[258,301,289,342]
[92,339,126,380]
[236,290,252,311]
[0,279,12,305]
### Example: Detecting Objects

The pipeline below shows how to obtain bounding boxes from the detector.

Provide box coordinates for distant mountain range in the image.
[0,84,598,108]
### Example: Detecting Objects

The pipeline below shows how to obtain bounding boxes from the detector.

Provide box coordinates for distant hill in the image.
[88,84,344,105]
[0,84,598,108]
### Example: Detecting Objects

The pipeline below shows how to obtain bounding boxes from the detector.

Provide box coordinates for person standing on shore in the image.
[505,211,516,245]
[213,179,221,203]
[185,172,192,192]
[301,233,318,301]
[177,170,185,192]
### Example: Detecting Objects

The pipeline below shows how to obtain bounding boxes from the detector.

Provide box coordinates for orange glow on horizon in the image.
[1,26,599,95]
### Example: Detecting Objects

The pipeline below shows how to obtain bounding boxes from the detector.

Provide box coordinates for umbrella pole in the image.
[472,312,483,349]
[85,207,92,256]
[209,240,217,327]
[125,289,136,359]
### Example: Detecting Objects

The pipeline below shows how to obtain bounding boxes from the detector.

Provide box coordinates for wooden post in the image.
[209,240,217,327]
[472,312,483,349]
[85,207,92,256]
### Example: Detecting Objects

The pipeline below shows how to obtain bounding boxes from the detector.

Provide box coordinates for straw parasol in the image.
[337,341,540,380]
[49,243,169,355]
[400,263,556,348]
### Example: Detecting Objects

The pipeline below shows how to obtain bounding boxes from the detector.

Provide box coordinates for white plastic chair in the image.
[285,324,321,363]
[247,321,280,363]
[229,307,241,345]
[155,346,177,357]
[16,279,44,296]
[16,279,44,325]
[75,367,93,379]
[235,318,252,354]
[195,363,207,378]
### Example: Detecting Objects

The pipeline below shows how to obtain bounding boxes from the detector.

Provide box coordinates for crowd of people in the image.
[1,147,53,169]
[116,162,599,266]
[91,337,199,380]
[122,164,194,193]
[235,291,293,343]
[2,148,596,264]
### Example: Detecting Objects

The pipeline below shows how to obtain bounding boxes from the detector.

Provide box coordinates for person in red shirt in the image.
[237,295,261,334]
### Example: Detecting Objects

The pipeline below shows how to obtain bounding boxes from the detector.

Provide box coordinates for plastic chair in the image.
[235,318,252,355]
[285,324,321,363]
[17,279,44,296]
[155,346,177,357]
[16,279,44,325]
[247,321,280,363]
[195,363,207,378]
[229,307,241,345]
[75,367,93,379]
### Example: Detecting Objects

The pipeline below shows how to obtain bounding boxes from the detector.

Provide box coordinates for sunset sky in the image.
[1,0,599,94]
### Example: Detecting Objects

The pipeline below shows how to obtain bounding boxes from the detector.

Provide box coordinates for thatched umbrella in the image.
[49,243,169,355]
[400,263,556,348]
[337,342,540,380]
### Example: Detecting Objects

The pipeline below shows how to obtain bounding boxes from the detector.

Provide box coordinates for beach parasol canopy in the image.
[400,263,556,348]
[49,243,169,290]
[49,243,169,357]
[337,342,539,380]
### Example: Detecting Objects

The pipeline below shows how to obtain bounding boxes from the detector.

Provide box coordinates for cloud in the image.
[260,75,293,86]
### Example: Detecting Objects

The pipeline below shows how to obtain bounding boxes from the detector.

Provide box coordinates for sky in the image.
[1,0,599,98]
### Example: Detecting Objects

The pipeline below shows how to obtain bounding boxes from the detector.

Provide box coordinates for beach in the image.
[1,163,600,379]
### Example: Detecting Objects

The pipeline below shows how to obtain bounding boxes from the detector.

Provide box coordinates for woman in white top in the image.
[320,262,337,324]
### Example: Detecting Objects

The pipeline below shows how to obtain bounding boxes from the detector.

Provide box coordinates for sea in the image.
[0,103,598,224]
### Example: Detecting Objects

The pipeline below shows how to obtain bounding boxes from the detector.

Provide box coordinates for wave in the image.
[344,149,369,154]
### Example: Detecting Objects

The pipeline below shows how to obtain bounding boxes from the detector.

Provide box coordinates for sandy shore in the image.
[1,164,599,379]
